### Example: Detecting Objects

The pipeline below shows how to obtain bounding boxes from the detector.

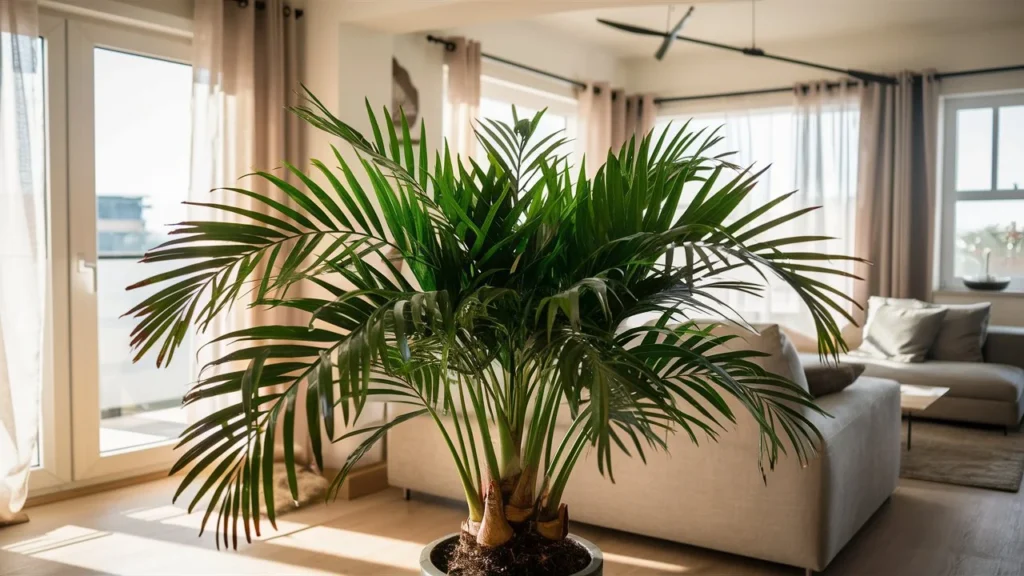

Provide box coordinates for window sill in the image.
[935,285,1024,299]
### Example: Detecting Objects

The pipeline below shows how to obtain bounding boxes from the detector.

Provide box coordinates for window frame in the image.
[939,91,1024,289]
[66,17,193,483]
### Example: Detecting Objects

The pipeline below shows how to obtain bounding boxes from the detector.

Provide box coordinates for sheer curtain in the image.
[656,84,860,340]
[0,0,43,523]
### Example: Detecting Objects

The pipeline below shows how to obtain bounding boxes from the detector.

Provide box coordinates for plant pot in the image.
[419,533,604,576]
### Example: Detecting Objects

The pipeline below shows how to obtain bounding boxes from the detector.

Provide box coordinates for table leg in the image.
[907,412,912,451]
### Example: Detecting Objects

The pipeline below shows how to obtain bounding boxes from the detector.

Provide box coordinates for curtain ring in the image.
[283,5,291,16]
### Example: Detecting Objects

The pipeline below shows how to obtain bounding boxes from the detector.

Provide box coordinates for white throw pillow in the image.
[856,296,989,362]
[852,302,947,362]
[706,323,809,392]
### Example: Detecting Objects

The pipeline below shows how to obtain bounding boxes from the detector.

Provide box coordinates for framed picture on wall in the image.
[392,57,420,144]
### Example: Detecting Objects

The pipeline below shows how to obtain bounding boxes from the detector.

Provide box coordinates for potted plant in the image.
[128,89,854,575]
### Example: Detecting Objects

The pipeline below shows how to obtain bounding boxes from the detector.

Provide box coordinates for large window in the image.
[477,76,577,167]
[655,100,860,336]
[940,92,1024,287]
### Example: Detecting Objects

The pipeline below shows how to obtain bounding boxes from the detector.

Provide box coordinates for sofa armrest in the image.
[984,326,1024,368]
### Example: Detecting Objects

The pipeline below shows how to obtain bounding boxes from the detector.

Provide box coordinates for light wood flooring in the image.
[2,472,1023,575]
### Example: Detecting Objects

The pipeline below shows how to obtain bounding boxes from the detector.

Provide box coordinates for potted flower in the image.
[128,89,853,575]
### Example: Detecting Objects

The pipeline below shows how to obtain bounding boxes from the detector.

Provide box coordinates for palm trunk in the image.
[476,480,514,547]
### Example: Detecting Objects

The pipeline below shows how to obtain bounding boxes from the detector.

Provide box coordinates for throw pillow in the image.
[707,322,810,392]
[863,296,991,362]
[928,302,991,362]
[866,295,929,315]
[852,304,948,362]
[804,364,866,398]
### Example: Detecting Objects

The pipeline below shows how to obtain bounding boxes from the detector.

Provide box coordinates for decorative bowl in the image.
[962,276,1011,291]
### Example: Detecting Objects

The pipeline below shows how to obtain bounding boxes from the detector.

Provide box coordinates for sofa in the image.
[388,325,902,573]
[812,326,1024,429]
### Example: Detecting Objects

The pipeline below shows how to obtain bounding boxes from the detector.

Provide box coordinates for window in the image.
[940,92,1024,287]
[21,14,194,495]
[655,100,860,336]
[477,76,577,167]
[90,47,193,453]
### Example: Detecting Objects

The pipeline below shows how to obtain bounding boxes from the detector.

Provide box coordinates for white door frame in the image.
[66,18,191,482]
[28,13,73,494]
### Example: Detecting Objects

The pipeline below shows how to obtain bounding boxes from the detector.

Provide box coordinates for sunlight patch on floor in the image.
[123,504,312,541]
[603,551,690,572]
[2,524,332,575]
[2,525,109,555]
[265,524,424,570]
[124,505,189,522]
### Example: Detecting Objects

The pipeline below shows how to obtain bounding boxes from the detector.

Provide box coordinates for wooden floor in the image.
[2,472,1023,576]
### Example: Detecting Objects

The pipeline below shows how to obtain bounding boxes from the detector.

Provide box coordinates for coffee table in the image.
[900,384,950,450]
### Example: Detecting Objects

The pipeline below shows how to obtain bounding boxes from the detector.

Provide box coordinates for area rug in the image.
[900,420,1024,492]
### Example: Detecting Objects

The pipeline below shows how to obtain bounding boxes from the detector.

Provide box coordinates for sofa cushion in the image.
[929,302,991,362]
[708,323,809,392]
[851,303,947,362]
[859,296,990,362]
[838,355,1024,403]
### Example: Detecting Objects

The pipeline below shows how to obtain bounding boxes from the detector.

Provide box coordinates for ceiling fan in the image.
[598,5,895,84]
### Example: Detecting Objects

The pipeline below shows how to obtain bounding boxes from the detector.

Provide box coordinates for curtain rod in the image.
[427,35,595,93]
[228,0,303,18]
[655,64,1024,105]
[426,34,1024,106]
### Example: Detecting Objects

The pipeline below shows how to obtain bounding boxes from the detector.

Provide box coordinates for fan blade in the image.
[597,18,667,38]
[655,6,695,61]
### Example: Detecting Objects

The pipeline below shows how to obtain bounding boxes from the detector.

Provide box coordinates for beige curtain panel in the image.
[189,0,310,466]
[443,37,481,160]
[853,71,938,323]
[577,84,657,177]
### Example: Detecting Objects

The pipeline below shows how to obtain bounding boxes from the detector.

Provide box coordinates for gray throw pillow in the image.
[928,302,991,362]
[864,296,991,363]
[851,304,948,362]
[804,364,866,398]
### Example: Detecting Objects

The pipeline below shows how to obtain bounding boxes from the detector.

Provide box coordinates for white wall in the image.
[393,33,446,149]
[392,19,625,161]
[303,0,397,469]
[445,19,626,88]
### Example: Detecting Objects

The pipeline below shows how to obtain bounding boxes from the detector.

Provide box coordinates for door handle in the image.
[78,256,97,293]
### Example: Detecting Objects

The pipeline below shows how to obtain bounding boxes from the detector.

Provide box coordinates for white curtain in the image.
[442,37,480,160]
[657,83,861,341]
[0,0,43,522]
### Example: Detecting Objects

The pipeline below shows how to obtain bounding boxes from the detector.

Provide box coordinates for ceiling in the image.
[534,0,1024,59]
[335,0,706,33]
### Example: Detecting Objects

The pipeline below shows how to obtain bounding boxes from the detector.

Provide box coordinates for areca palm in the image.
[128,88,857,552]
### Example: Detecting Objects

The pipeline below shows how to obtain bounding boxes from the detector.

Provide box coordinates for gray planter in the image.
[419,533,603,576]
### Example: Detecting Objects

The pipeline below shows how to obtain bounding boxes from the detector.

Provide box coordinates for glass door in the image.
[26,13,72,494]
[67,19,193,480]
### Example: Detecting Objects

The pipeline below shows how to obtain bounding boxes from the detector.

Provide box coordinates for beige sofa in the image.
[388,374,901,572]
[813,326,1024,429]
